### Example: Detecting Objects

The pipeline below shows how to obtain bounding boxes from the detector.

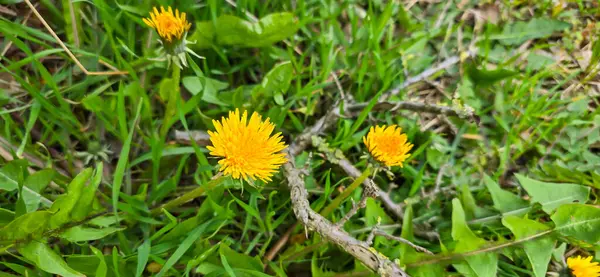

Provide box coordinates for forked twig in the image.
[23,0,128,76]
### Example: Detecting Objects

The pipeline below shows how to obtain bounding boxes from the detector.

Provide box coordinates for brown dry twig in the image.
[366,222,433,255]
[283,154,409,277]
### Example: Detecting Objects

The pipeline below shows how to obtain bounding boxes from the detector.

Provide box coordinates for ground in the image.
[1,1,600,277]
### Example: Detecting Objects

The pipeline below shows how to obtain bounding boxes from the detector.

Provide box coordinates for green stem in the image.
[154,64,181,187]
[150,177,224,215]
[319,167,371,218]
[160,64,181,138]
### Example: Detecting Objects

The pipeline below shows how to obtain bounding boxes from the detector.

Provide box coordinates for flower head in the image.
[207,109,288,182]
[568,256,600,277]
[363,125,413,167]
[143,6,191,43]
[143,6,202,68]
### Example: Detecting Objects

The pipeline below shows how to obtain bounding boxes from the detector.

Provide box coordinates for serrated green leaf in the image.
[451,199,498,277]
[466,64,518,87]
[484,174,529,214]
[59,226,125,242]
[0,211,51,242]
[21,169,54,213]
[0,160,26,192]
[189,13,299,49]
[551,204,600,245]
[72,163,103,221]
[49,168,93,229]
[502,216,554,277]
[251,62,293,100]
[90,245,107,277]
[491,18,570,45]
[516,174,589,214]
[18,240,84,277]
[366,197,394,227]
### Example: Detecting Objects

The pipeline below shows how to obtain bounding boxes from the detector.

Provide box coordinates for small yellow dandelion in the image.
[207,109,288,182]
[363,125,413,167]
[143,6,191,43]
[568,256,600,277]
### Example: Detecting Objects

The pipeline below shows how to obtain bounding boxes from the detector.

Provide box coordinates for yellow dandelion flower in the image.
[207,109,288,182]
[568,256,600,277]
[363,125,414,167]
[143,6,191,43]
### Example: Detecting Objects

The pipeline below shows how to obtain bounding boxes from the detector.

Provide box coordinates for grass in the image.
[1,0,600,276]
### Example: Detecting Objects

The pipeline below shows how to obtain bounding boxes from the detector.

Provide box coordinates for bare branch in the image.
[346,101,478,124]
[381,48,478,100]
[338,157,405,219]
[174,130,211,146]
[283,155,409,277]
[371,229,433,255]
[336,178,378,228]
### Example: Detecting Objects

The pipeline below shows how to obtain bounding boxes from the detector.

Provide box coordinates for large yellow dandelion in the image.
[207,109,288,182]
[568,256,600,277]
[363,125,413,167]
[143,6,191,43]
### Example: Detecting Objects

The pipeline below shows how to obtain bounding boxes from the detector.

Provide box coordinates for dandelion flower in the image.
[143,6,191,43]
[363,125,413,167]
[568,256,600,277]
[143,6,201,68]
[207,109,288,182]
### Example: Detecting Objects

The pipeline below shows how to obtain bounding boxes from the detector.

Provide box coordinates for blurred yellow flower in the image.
[207,109,288,182]
[143,6,191,43]
[568,256,600,277]
[363,125,413,167]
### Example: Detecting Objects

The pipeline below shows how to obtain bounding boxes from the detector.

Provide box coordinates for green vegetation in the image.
[1,0,600,276]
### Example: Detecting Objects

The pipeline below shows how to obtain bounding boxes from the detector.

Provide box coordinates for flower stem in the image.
[150,176,224,215]
[154,64,181,187]
[160,63,181,138]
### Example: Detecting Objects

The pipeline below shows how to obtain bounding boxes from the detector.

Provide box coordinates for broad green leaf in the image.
[366,198,394,227]
[72,163,103,221]
[90,246,107,277]
[189,13,299,49]
[491,18,570,45]
[483,175,528,214]
[199,76,229,106]
[0,160,26,191]
[459,184,494,219]
[182,76,203,96]
[18,240,84,277]
[402,205,445,276]
[59,226,125,242]
[466,64,518,87]
[219,243,264,271]
[551,204,600,245]
[0,208,14,225]
[457,76,480,110]
[451,199,498,277]
[21,169,54,213]
[0,211,51,241]
[502,216,554,277]
[251,62,293,100]
[49,168,93,229]
[88,215,123,228]
[516,174,589,214]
